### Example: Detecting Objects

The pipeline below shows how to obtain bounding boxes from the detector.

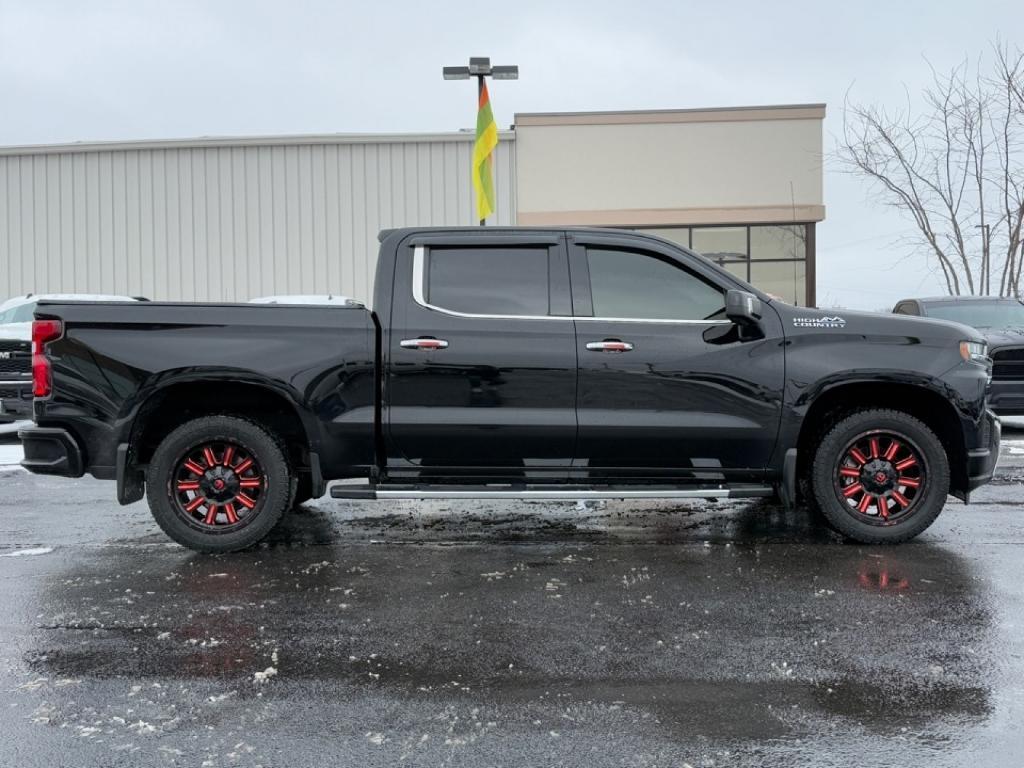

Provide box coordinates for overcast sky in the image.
[0,0,1017,309]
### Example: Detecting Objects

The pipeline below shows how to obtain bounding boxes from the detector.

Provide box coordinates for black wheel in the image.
[146,415,292,552]
[810,409,949,544]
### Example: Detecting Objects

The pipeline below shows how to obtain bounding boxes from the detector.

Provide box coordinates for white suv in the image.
[0,294,142,423]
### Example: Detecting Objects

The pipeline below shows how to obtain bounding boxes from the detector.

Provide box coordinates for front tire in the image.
[146,415,292,553]
[810,409,949,544]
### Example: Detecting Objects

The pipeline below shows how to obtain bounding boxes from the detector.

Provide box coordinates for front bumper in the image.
[0,380,32,422]
[18,426,84,478]
[987,379,1024,415]
[966,408,1001,493]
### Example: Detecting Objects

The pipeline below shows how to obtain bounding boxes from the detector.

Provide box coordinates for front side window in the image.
[586,248,725,321]
[426,246,550,316]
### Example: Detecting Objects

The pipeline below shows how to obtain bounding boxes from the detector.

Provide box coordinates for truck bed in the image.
[30,300,379,484]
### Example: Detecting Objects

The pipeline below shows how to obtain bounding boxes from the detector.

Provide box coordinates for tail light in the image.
[32,319,63,398]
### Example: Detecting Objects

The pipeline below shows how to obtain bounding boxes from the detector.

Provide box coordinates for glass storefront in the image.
[634,223,811,306]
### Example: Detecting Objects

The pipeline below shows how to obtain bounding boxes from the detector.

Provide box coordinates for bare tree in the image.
[838,43,1024,297]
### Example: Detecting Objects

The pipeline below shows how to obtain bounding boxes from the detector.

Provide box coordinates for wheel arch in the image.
[126,374,317,476]
[795,380,968,498]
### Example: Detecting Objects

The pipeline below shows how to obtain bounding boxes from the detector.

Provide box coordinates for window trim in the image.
[412,246,728,325]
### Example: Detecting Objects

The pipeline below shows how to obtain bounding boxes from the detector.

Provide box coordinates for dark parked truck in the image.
[894,296,1024,416]
[20,228,1000,551]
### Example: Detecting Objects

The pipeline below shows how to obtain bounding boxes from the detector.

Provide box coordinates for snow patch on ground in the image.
[0,441,25,468]
[1,547,53,557]
[253,667,277,684]
[0,419,30,437]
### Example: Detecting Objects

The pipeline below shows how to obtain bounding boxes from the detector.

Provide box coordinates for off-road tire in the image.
[146,415,292,553]
[810,409,949,544]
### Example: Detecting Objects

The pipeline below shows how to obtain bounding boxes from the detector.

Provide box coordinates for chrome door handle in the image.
[400,337,449,350]
[585,340,634,352]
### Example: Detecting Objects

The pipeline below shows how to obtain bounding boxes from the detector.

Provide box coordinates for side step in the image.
[330,483,775,501]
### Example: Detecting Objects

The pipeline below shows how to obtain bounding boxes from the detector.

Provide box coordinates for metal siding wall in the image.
[0,137,516,306]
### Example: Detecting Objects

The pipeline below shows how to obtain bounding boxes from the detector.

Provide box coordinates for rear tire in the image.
[810,409,949,544]
[146,415,292,553]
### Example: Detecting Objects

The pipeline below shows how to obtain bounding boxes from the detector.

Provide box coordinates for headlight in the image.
[959,340,988,362]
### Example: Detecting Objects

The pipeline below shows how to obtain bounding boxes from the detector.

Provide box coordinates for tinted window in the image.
[427,247,550,316]
[586,248,725,321]
[925,301,1024,329]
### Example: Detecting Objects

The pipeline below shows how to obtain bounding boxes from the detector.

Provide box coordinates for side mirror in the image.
[725,289,762,326]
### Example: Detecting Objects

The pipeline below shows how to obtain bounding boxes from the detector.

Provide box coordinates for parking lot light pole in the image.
[443,57,519,225]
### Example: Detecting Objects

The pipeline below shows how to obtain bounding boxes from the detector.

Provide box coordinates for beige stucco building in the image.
[0,103,824,306]
[515,104,824,305]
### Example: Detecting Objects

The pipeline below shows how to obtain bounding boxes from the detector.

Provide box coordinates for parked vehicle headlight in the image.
[959,340,988,363]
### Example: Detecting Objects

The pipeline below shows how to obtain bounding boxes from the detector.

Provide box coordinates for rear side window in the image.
[426,247,550,316]
[585,248,725,321]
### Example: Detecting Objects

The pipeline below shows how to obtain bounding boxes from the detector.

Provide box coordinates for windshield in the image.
[925,301,1024,329]
[0,301,36,325]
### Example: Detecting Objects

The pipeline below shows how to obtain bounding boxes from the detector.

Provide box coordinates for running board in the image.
[330,484,775,501]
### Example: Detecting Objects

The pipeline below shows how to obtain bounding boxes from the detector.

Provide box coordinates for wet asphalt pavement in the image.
[3,432,1024,766]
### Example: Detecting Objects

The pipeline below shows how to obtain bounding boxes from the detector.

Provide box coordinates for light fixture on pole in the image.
[443,57,518,225]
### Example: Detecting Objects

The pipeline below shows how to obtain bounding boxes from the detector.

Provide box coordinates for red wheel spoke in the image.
[842,483,864,498]
[176,481,200,491]
[837,432,923,521]
[185,496,206,513]
[204,505,218,525]
[184,459,205,476]
[234,458,254,475]
[238,478,261,488]
[224,502,238,524]
[236,493,256,510]
[202,446,217,468]
[222,445,235,467]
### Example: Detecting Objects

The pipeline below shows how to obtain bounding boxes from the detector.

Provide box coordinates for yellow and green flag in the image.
[473,80,499,222]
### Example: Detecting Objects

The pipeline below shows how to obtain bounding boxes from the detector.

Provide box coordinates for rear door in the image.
[385,232,577,476]
[568,232,785,481]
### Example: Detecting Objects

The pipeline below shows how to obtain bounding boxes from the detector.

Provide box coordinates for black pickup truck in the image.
[894,295,1024,415]
[20,227,1000,551]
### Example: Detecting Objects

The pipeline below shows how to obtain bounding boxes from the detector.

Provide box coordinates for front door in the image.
[568,233,785,482]
[385,232,577,477]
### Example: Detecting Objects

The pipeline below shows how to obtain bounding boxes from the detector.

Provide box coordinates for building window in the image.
[629,223,811,306]
[636,227,691,250]
[691,226,748,261]
[750,224,806,261]
[750,260,806,306]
